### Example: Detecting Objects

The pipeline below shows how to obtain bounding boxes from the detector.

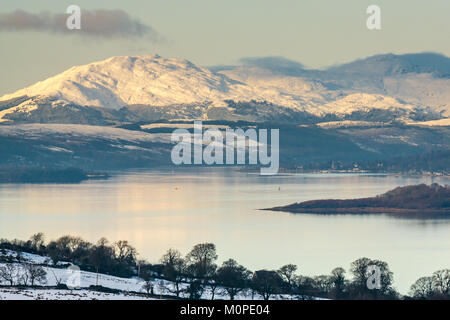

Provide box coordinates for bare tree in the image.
[50,269,63,287]
[432,269,450,295]
[207,276,219,300]
[186,243,218,279]
[330,267,346,299]
[277,264,298,293]
[140,262,155,296]
[29,233,45,251]
[410,276,434,299]
[142,280,154,296]
[160,248,182,267]
[313,275,333,293]
[114,240,137,264]
[160,249,186,298]
[0,263,19,286]
[24,264,47,286]
[19,265,30,286]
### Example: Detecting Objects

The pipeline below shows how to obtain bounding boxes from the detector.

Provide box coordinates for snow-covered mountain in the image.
[0,55,237,109]
[0,54,335,116]
[0,53,448,124]
[328,52,450,77]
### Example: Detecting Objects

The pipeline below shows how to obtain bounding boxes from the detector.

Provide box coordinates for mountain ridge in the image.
[0,52,449,124]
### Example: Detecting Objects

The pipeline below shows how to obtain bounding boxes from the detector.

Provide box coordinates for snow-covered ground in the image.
[0,123,169,143]
[0,249,51,265]
[0,288,156,300]
[140,123,231,130]
[0,123,264,152]
[408,118,450,126]
[0,250,310,300]
[316,120,387,128]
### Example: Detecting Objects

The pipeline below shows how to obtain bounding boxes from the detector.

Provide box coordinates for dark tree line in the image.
[409,269,450,299]
[1,234,449,300]
[0,167,92,183]
[294,150,450,174]
[1,233,137,278]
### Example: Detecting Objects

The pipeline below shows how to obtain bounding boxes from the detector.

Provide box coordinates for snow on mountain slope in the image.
[383,74,450,117]
[0,123,175,168]
[0,53,447,123]
[0,123,166,142]
[0,99,39,123]
[328,52,450,77]
[314,93,416,116]
[219,66,331,110]
[0,54,331,114]
[0,55,238,109]
[408,118,450,126]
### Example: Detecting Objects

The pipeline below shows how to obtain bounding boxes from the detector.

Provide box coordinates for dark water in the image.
[1,167,449,294]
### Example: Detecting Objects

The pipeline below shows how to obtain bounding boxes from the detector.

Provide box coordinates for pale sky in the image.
[0,0,449,95]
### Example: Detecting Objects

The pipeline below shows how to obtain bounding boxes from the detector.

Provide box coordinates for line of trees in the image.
[1,234,449,300]
[409,269,450,299]
[1,233,137,278]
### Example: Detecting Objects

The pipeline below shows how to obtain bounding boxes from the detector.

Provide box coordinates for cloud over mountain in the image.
[239,56,306,76]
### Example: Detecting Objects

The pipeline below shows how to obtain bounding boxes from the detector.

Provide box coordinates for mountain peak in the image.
[328,52,450,77]
[0,54,232,109]
[0,53,448,123]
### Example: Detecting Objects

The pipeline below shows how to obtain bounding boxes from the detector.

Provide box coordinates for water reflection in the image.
[0,168,449,294]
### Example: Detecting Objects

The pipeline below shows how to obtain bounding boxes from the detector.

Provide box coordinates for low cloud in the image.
[0,9,159,40]
[239,56,305,76]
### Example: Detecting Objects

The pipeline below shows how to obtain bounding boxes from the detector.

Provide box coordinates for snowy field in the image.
[408,118,450,126]
[0,288,156,300]
[0,250,311,300]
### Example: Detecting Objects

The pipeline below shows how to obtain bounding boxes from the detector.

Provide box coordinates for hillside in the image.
[0,248,307,301]
[0,122,447,171]
[0,53,448,172]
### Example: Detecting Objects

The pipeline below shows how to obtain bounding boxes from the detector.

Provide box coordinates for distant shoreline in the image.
[263,206,450,217]
[0,167,109,183]
[238,166,449,177]
[264,184,450,218]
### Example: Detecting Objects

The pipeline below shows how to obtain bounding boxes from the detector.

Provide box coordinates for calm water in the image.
[1,168,449,294]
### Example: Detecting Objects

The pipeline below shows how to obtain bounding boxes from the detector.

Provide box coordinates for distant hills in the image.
[327,53,450,77]
[0,122,447,171]
[265,184,450,216]
[0,53,449,172]
[0,52,449,125]
[0,167,107,183]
